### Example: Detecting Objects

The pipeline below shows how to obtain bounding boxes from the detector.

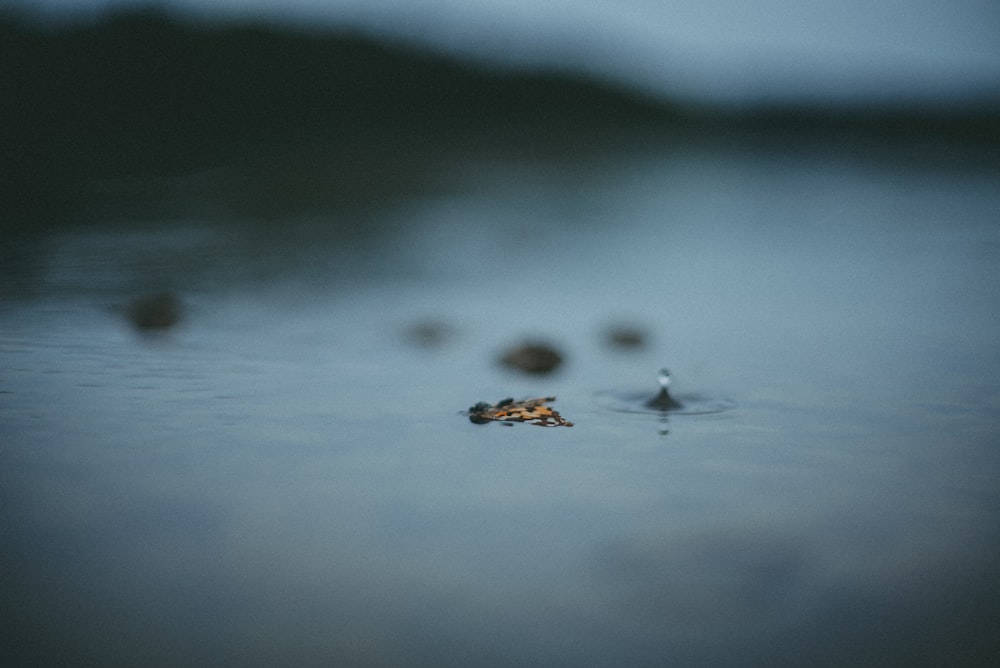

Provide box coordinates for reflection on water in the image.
[2,127,1000,666]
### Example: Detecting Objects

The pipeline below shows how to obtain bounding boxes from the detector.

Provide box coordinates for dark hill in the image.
[2,9,996,225]
[1,9,678,222]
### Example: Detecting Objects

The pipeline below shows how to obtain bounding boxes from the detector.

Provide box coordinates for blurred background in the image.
[2,2,999,667]
[4,0,999,225]
[14,0,1000,104]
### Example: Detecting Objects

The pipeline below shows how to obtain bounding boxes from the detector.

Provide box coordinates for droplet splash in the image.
[645,368,683,411]
[598,368,735,418]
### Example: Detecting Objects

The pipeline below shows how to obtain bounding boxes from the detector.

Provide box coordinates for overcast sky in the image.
[17,0,1000,105]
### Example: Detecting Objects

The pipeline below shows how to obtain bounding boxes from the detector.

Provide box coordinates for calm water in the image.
[2,131,999,666]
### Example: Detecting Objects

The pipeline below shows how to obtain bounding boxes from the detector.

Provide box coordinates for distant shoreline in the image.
[3,8,997,225]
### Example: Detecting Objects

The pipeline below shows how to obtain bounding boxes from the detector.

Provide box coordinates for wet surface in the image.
[595,369,736,418]
[2,129,999,666]
[600,391,737,418]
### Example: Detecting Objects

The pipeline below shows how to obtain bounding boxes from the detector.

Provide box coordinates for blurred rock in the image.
[126,292,182,331]
[403,320,452,348]
[605,324,648,350]
[499,341,564,374]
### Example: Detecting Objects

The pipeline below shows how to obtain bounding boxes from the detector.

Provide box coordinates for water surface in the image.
[2,129,999,666]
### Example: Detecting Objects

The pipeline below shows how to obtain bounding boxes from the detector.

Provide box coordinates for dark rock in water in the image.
[404,320,452,348]
[127,292,182,331]
[605,325,647,350]
[500,341,564,375]
[645,368,683,410]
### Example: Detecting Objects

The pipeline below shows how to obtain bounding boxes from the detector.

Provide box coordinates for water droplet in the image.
[646,368,683,411]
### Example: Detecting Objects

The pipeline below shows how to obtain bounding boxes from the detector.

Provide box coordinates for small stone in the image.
[127,292,182,331]
[499,341,564,375]
[605,325,647,350]
[404,320,452,348]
